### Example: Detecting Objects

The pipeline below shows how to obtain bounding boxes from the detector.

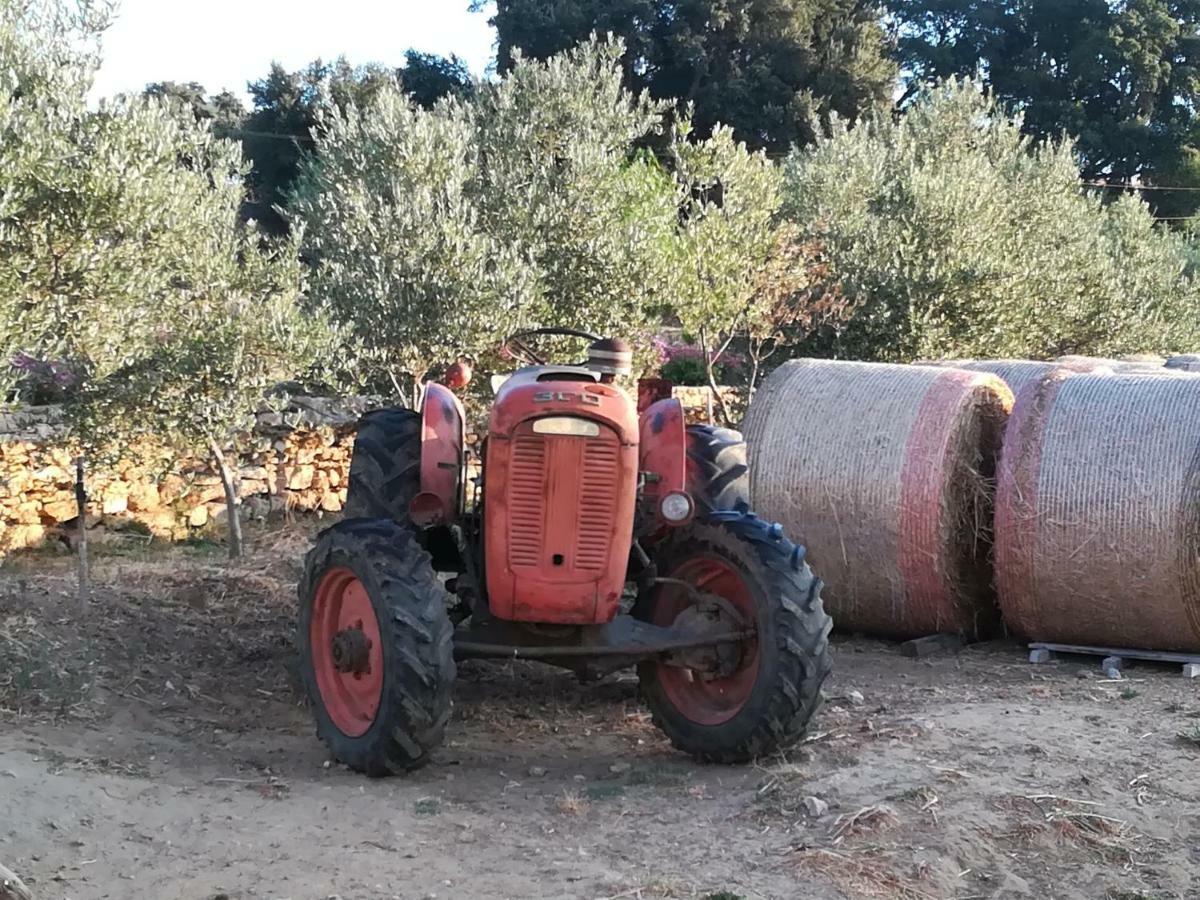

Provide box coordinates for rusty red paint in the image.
[484,378,639,625]
[309,566,383,737]
[639,398,686,503]
[418,383,464,525]
[647,554,759,725]
[637,377,672,413]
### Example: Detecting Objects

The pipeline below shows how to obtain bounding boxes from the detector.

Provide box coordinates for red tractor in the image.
[297,329,832,775]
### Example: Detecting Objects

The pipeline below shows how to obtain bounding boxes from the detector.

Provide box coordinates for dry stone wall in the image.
[0,388,736,553]
[0,397,378,553]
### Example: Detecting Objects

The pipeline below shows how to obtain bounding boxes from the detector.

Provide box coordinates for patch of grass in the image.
[414,797,441,816]
[624,763,691,787]
[1119,687,1139,700]
[585,783,625,801]
[1176,725,1200,747]
[0,614,95,716]
[556,789,589,815]
[180,535,225,556]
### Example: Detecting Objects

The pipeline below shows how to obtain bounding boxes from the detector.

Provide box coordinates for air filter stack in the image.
[743,360,1013,639]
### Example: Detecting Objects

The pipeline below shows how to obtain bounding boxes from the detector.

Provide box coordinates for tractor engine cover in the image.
[484,374,638,624]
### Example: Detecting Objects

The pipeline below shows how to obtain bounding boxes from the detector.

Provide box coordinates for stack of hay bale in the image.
[744,354,1200,655]
[743,360,1012,639]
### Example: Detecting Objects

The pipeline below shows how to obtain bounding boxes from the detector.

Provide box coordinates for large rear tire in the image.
[298,518,455,776]
[686,424,749,514]
[637,511,832,763]
[343,408,421,521]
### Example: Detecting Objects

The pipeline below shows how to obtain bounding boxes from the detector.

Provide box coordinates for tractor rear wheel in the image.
[344,408,421,521]
[636,511,832,763]
[686,425,749,514]
[298,518,455,776]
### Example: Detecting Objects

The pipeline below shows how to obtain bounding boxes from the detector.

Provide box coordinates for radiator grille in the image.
[507,433,546,567]
[506,427,620,572]
[576,439,619,570]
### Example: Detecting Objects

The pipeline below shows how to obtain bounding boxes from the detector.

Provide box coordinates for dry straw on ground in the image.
[743,359,1013,639]
[996,369,1200,651]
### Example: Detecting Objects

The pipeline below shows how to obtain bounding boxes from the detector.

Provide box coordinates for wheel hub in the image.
[667,593,747,679]
[331,625,373,675]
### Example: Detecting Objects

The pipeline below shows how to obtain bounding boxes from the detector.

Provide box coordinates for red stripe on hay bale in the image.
[744,360,1012,639]
[995,370,1200,650]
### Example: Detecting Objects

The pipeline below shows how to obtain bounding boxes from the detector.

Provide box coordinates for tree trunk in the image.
[0,861,33,900]
[699,328,736,428]
[74,456,88,609]
[208,439,243,560]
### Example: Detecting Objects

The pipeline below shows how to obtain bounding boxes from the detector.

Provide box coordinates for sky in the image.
[90,0,497,102]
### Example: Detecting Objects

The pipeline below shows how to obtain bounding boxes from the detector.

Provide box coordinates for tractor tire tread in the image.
[298,518,455,777]
[343,408,422,521]
[638,511,832,763]
[686,425,750,514]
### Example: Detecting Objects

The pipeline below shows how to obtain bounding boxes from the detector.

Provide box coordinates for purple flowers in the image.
[11,352,81,402]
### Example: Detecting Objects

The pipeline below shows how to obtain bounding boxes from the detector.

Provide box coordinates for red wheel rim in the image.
[310,566,384,737]
[650,555,759,726]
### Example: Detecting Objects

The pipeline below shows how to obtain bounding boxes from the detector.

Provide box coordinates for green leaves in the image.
[0,0,326,459]
[782,79,1200,361]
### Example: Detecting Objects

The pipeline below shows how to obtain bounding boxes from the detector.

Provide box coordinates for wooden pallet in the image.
[1028,642,1200,678]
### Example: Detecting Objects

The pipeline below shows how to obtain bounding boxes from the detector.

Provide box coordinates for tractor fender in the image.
[638,398,687,505]
[411,382,465,527]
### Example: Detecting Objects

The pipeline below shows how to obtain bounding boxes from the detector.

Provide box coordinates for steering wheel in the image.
[502,327,602,366]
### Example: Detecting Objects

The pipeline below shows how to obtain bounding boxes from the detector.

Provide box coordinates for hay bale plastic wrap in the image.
[744,360,1013,639]
[996,371,1200,651]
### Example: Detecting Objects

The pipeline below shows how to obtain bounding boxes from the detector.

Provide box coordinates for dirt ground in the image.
[1,524,1198,900]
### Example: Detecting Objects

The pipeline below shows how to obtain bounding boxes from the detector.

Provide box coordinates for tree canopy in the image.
[892,0,1200,218]
[782,79,1200,362]
[479,0,897,155]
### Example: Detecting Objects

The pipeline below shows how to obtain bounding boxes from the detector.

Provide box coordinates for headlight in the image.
[660,491,693,523]
[532,416,601,437]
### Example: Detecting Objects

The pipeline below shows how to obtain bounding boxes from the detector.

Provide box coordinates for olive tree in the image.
[0,0,110,402]
[2,0,329,558]
[289,83,534,402]
[470,38,680,344]
[782,79,1200,361]
[292,39,685,390]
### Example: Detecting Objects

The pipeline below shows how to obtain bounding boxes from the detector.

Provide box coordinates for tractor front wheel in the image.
[298,518,455,776]
[637,512,832,763]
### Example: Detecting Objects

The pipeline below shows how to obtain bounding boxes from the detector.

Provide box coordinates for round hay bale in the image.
[744,359,1013,639]
[996,370,1200,651]
[1120,353,1167,366]
[916,359,1072,398]
[1165,354,1200,372]
[1055,354,1158,373]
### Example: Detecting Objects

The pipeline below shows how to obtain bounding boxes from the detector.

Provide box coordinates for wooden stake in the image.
[74,456,88,608]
